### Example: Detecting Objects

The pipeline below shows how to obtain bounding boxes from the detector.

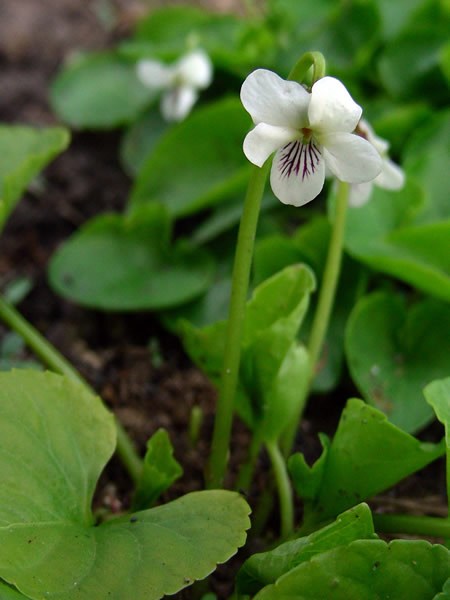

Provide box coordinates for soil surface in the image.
[0,1,446,598]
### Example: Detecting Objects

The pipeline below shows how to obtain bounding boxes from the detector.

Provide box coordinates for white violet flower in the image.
[137,49,213,122]
[349,118,405,207]
[240,69,382,207]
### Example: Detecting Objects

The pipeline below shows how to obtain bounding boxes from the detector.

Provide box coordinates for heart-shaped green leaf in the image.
[434,577,450,599]
[181,264,315,431]
[254,539,450,600]
[237,503,376,595]
[341,179,450,303]
[345,291,450,432]
[48,204,215,310]
[0,370,116,528]
[50,52,152,129]
[424,377,450,511]
[1,491,250,600]
[120,110,168,176]
[0,126,70,233]
[254,217,364,392]
[404,110,450,224]
[129,97,251,218]
[133,5,209,54]
[124,6,265,75]
[290,398,444,523]
[376,0,429,40]
[0,581,28,599]
[270,0,380,74]
[132,428,183,510]
[0,370,251,599]
[425,377,450,448]
[378,19,448,102]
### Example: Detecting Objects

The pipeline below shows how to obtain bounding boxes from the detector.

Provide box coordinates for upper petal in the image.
[136,59,173,89]
[243,123,297,168]
[176,49,213,89]
[270,140,326,206]
[240,69,310,128]
[161,86,198,122]
[321,132,382,183]
[308,77,362,134]
[375,158,405,190]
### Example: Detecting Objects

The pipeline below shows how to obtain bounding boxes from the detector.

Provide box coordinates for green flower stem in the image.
[281,182,349,458]
[307,181,349,382]
[0,295,143,484]
[266,441,294,538]
[207,161,269,489]
[288,52,326,86]
[374,513,450,538]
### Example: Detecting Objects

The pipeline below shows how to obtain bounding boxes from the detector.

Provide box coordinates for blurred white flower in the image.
[137,49,213,122]
[349,119,405,207]
[240,69,382,207]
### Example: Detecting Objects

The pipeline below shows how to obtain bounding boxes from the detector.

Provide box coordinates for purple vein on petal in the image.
[278,140,321,181]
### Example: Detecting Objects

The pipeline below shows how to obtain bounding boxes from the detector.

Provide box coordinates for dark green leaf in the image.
[129,98,250,218]
[346,291,450,432]
[120,110,167,176]
[181,265,315,430]
[50,52,152,129]
[290,398,444,523]
[48,204,215,310]
[237,503,376,595]
[0,370,251,599]
[342,180,450,302]
[378,7,448,101]
[0,126,69,233]
[404,110,450,224]
[425,377,450,448]
[254,539,450,600]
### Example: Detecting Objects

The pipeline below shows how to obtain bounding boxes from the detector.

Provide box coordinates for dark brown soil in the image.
[0,2,446,599]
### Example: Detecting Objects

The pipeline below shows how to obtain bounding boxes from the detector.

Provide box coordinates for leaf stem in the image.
[206,162,269,489]
[307,181,349,382]
[235,434,262,492]
[373,513,450,538]
[0,295,142,483]
[266,441,294,538]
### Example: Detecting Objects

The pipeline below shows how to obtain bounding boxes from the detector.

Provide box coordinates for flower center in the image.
[301,127,313,142]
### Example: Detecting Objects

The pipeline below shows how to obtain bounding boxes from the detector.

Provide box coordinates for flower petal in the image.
[349,182,373,207]
[243,123,297,168]
[357,118,389,154]
[321,132,382,183]
[270,141,325,206]
[136,59,173,89]
[176,49,213,89]
[161,86,198,122]
[240,69,310,128]
[308,77,362,134]
[375,158,405,190]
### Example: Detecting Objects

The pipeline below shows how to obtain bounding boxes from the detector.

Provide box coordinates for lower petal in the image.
[270,141,325,206]
[243,123,297,168]
[161,86,198,122]
[321,132,382,183]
